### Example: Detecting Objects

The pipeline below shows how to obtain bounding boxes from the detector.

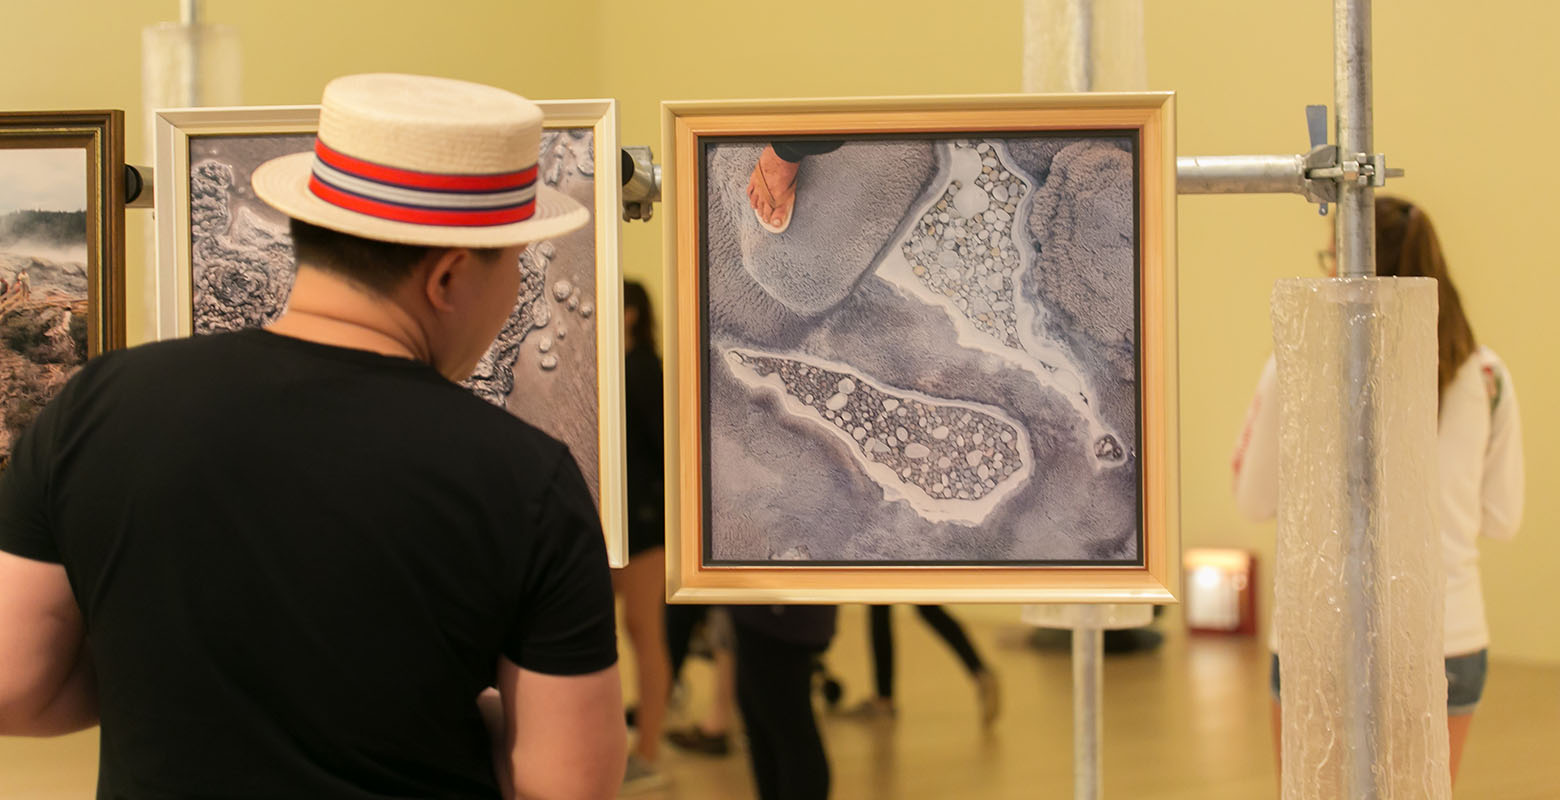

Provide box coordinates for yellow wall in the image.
[4,1,1555,662]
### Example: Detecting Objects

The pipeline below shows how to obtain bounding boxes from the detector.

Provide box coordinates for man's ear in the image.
[422,247,473,313]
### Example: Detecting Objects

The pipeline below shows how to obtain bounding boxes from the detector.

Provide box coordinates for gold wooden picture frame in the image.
[0,110,125,470]
[154,102,629,565]
[663,94,1178,603]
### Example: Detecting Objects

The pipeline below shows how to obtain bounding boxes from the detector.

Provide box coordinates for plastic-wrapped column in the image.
[141,21,241,149]
[138,19,239,343]
[1272,277,1449,799]
[1020,0,1146,93]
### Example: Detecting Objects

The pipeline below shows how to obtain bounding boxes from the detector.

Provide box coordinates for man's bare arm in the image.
[496,656,626,800]
[0,550,97,736]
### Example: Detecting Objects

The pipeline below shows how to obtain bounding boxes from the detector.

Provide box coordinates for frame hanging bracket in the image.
[620,145,662,222]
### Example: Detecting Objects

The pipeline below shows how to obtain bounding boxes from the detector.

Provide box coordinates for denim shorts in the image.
[1270,649,1488,716]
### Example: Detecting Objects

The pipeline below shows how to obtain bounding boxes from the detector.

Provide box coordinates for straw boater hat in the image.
[253,73,588,248]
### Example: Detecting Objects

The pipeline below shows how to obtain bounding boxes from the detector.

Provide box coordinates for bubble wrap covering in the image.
[1272,278,1449,800]
[1020,0,1146,92]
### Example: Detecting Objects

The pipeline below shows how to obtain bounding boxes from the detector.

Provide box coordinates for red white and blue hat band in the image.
[306,139,538,228]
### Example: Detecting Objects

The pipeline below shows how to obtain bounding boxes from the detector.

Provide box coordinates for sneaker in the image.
[838,697,897,721]
[619,754,669,796]
[666,725,731,756]
[976,669,1002,728]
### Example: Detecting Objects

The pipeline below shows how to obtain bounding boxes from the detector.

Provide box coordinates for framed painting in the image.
[0,111,125,471]
[154,101,628,565]
[664,94,1178,603]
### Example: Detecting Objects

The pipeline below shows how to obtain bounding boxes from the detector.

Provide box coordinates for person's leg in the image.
[871,605,894,700]
[771,651,831,800]
[705,644,737,730]
[770,140,845,162]
[914,605,986,675]
[735,624,787,800]
[915,605,1000,724]
[667,613,738,756]
[1271,698,1284,786]
[737,623,829,800]
[1448,713,1474,785]
[843,606,896,718]
[612,547,670,764]
[665,602,708,685]
[1445,649,1487,786]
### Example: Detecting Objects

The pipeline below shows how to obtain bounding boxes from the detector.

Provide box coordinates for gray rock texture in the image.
[190,162,295,334]
[703,135,1143,564]
[479,131,602,502]
[899,141,1027,349]
[1024,139,1138,440]
[464,247,549,404]
[707,141,935,318]
[188,133,313,334]
[727,349,1027,504]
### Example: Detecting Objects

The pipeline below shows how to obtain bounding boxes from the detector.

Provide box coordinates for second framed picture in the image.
[0,110,125,472]
[664,94,1179,603]
[154,101,628,565]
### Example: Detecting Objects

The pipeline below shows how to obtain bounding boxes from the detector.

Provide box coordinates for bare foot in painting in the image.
[746,145,799,234]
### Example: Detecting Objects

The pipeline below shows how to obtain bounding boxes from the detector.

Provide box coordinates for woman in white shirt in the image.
[1231,195,1525,785]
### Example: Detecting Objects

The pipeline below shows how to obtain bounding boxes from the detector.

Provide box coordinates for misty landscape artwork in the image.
[0,147,89,469]
[702,134,1140,564]
[186,130,604,499]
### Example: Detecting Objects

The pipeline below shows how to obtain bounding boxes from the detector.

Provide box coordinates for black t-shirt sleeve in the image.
[0,376,68,564]
[503,450,618,676]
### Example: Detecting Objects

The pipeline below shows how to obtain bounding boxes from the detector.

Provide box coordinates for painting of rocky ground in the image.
[702,134,1139,563]
[188,135,309,334]
[470,130,601,502]
[186,130,602,500]
[0,215,89,469]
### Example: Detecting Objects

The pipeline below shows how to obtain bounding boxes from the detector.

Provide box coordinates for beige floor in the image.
[2,605,1556,798]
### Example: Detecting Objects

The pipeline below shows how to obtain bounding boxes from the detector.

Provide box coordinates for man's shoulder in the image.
[88,332,577,462]
[442,393,575,465]
[86,330,271,377]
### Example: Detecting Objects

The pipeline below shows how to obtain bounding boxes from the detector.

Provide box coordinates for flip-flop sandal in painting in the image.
[751,161,797,234]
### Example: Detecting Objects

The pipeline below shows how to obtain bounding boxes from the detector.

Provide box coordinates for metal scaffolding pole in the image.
[1178,5,1389,796]
[1334,0,1376,279]
[1066,6,1103,797]
[1177,155,1309,196]
[1333,2,1381,798]
[1072,625,1103,800]
[1014,1,1396,796]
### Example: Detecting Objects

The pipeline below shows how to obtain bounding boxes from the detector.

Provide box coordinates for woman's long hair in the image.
[1373,196,1476,394]
[623,280,656,355]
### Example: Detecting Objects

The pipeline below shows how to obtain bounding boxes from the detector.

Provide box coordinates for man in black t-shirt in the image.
[0,74,624,799]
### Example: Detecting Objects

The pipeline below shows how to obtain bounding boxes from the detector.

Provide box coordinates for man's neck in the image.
[266,266,431,363]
